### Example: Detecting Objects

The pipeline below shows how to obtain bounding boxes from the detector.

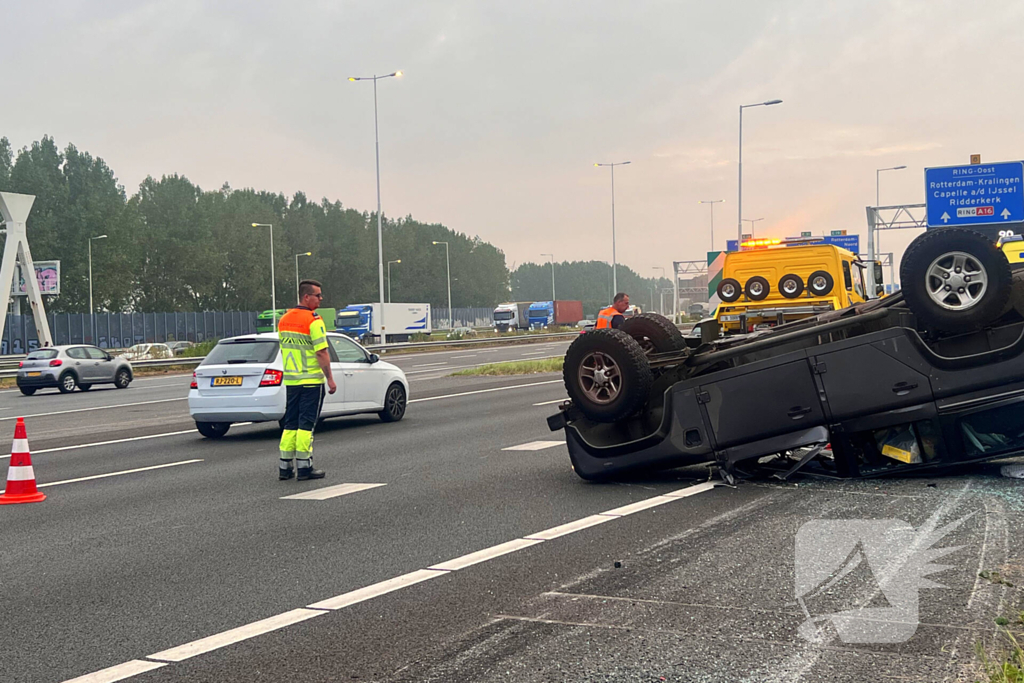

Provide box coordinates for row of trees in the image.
[0,136,507,314]
[512,261,674,319]
[0,136,673,317]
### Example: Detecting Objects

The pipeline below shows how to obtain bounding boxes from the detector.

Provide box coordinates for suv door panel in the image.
[815,342,932,420]
[699,359,824,448]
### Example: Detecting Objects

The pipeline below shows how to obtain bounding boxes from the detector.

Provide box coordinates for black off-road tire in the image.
[779,274,804,298]
[745,276,770,301]
[620,312,687,355]
[808,270,834,296]
[563,329,653,423]
[900,227,1011,334]
[717,278,742,303]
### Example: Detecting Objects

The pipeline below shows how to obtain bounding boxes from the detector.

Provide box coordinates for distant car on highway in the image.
[188,332,410,438]
[577,320,596,335]
[17,345,133,395]
[167,341,195,356]
[121,343,173,361]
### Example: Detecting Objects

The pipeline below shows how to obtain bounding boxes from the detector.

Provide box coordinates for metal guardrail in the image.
[0,332,580,379]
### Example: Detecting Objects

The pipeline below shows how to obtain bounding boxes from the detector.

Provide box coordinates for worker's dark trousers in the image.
[279,384,326,469]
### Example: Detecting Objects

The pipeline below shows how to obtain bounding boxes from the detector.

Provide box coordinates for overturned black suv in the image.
[549,227,1024,481]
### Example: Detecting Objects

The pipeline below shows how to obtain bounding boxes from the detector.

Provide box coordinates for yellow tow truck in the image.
[713,238,884,334]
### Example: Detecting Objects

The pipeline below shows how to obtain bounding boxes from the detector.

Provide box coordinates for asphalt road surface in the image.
[1,338,1022,682]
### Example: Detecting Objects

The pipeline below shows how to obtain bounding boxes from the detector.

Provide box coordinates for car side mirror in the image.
[369,353,379,364]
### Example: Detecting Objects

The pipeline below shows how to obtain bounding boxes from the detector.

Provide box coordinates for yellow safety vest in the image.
[278,307,328,386]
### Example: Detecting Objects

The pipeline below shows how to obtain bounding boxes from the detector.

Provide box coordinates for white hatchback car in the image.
[188,332,409,438]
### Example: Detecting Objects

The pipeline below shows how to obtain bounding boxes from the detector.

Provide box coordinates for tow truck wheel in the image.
[900,227,1011,334]
[563,329,652,423]
[779,274,804,298]
[808,271,834,296]
[717,278,742,303]
[745,276,770,301]
[620,313,687,355]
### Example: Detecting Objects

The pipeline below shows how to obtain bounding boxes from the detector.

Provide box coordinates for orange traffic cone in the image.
[0,418,45,505]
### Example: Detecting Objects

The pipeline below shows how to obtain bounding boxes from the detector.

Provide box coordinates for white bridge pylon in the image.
[0,192,53,348]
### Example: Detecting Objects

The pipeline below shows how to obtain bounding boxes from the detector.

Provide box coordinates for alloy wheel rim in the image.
[578,351,621,405]
[925,251,988,311]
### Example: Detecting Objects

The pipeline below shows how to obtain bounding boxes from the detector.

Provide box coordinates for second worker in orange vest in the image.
[596,292,630,330]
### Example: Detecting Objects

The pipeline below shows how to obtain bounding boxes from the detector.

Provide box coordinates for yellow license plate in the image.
[27,372,41,377]
[211,376,243,386]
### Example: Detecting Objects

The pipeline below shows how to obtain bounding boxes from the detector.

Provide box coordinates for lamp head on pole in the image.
[764,99,783,106]
[92,234,108,240]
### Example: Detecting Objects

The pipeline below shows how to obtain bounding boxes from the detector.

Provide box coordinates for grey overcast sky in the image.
[5,0,1024,278]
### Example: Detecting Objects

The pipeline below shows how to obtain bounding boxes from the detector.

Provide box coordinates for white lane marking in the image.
[428,538,544,571]
[66,480,717,682]
[0,423,253,461]
[408,380,561,403]
[62,659,167,683]
[27,460,204,490]
[450,354,477,359]
[280,482,386,501]
[524,514,615,541]
[520,351,549,356]
[533,398,567,406]
[662,481,718,499]
[502,440,565,451]
[0,397,186,422]
[599,495,679,517]
[308,569,447,610]
[0,430,196,460]
[412,362,448,368]
[148,608,327,662]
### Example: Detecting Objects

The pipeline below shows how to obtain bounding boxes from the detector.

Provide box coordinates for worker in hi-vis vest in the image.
[277,279,337,480]
[595,292,630,330]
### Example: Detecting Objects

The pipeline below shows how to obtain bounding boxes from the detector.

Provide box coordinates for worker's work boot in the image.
[297,466,325,480]
[279,464,295,480]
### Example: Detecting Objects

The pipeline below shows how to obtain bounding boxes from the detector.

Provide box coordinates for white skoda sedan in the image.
[188,332,409,438]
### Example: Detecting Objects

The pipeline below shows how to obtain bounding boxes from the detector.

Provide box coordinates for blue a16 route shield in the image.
[925,161,1024,228]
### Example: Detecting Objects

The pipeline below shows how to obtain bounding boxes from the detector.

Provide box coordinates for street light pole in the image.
[652,267,665,314]
[432,241,451,331]
[738,99,783,246]
[387,259,401,303]
[88,234,107,343]
[294,252,311,305]
[742,218,764,238]
[350,70,402,343]
[251,223,276,330]
[595,161,631,296]
[874,165,907,255]
[698,200,724,251]
[541,253,555,300]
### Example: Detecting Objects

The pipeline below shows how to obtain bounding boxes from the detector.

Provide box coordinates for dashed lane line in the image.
[533,398,567,406]
[280,483,386,501]
[412,362,448,368]
[61,480,720,682]
[408,380,561,403]
[0,423,254,461]
[502,440,565,451]
[1,459,204,494]
[0,397,186,422]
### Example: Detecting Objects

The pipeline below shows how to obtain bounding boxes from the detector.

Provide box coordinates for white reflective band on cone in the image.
[6,465,35,481]
[10,439,29,453]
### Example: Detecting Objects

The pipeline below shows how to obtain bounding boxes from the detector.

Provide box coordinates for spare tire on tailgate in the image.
[563,329,653,423]
[900,227,1011,334]
[620,312,688,355]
